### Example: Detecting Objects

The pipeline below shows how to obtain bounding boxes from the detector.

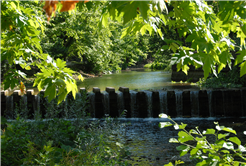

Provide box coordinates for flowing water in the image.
[158,91,168,114]
[117,91,125,116]
[175,91,183,117]
[142,90,153,117]
[190,91,199,117]
[102,91,110,116]
[130,90,138,117]
[120,118,246,166]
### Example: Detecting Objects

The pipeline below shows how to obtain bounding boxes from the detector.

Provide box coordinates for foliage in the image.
[103,1,246,78]
[1,0,84,104]
[198,66,246,88]
[1,94,129,166]
[144,60,171,70]
[159,114,246,166]
[2,0,246,104]
[41,2,150,74]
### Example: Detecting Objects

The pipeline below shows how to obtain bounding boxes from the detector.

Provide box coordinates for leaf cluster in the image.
[159,114,246,166]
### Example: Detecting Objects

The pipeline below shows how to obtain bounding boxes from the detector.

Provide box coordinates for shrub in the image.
[159,114,246,166]
[1,92,130,166]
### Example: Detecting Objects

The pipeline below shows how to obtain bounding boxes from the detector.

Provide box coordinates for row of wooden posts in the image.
[1,87,246,119]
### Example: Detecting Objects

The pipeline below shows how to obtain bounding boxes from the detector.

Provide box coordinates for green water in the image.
[78,69,196,91]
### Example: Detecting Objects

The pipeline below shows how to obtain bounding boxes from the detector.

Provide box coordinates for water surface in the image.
[78,69,198,91]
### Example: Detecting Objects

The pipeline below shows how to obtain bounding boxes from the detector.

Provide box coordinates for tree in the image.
[1,0,246,104]
[102,1,246,77]
[41,2,149,73]
[1,0,83,104]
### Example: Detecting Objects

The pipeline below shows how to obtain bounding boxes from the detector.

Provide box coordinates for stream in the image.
[78,69,199,91]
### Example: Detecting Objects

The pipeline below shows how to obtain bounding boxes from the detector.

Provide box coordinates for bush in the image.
[159,114,246,166]
[198,66,246,88]
[1,92,130,166]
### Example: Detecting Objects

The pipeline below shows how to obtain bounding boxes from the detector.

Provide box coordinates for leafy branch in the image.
[159,114,246,166]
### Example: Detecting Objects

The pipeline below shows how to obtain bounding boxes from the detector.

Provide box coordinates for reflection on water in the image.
[78,69,199,91]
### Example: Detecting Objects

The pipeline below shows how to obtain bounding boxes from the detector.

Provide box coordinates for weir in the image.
[1,87,246,119]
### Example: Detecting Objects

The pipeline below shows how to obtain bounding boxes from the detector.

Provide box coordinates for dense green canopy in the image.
[1,0,246,103]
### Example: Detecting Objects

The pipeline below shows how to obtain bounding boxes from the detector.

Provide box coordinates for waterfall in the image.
[102,91,110,116]
[159,91,168,114]
[20,95,28,119]
[130,90,138,117]
[33,95,41,119]
[88,92,95,118]
[6,95,14,119]
[175,91,183,117]
[144,91,153,117]
[207,90,213,117]
[190,91,199,117]
[117,91,124,117]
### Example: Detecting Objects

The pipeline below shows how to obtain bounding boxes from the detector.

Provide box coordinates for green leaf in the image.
[177,145,190,157]
[57,91,67,105]
[216,125,237,135]
[220,150,230,154]
[45,84,56,102]
[196,160,207,166]
[228,137,241,146]
[234,50,246,66]
[176,145,188,151]
[178,131,193,143]
[163,162,173,166]
[137,1,149,20]
[55,58,66,69]
[122,2,138,24]
[175,160,184,165]
[190,148,199,155]
[218,133,230,140]
[202,129,215,135]
[178,123,187,130]
[189,129,199,135]
[140,24,147,36]
[240,61,246,77]
[77,74,84,82]
[182,65,189,75]
[102,13,109,28]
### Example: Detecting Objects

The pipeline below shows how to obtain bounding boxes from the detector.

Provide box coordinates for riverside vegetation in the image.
[2,1,246,104]
[1,91,130,166]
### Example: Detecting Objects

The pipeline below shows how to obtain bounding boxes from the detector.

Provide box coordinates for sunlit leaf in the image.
[202,129,215,135]
[159,122,173,128]
[169,138,179,143]
[222,142,234,150]
[78,74,84,82]
[228,137,241,146]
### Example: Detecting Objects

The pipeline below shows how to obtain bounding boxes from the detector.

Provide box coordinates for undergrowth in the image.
[1,91,130,166]
[198,66,246,89]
